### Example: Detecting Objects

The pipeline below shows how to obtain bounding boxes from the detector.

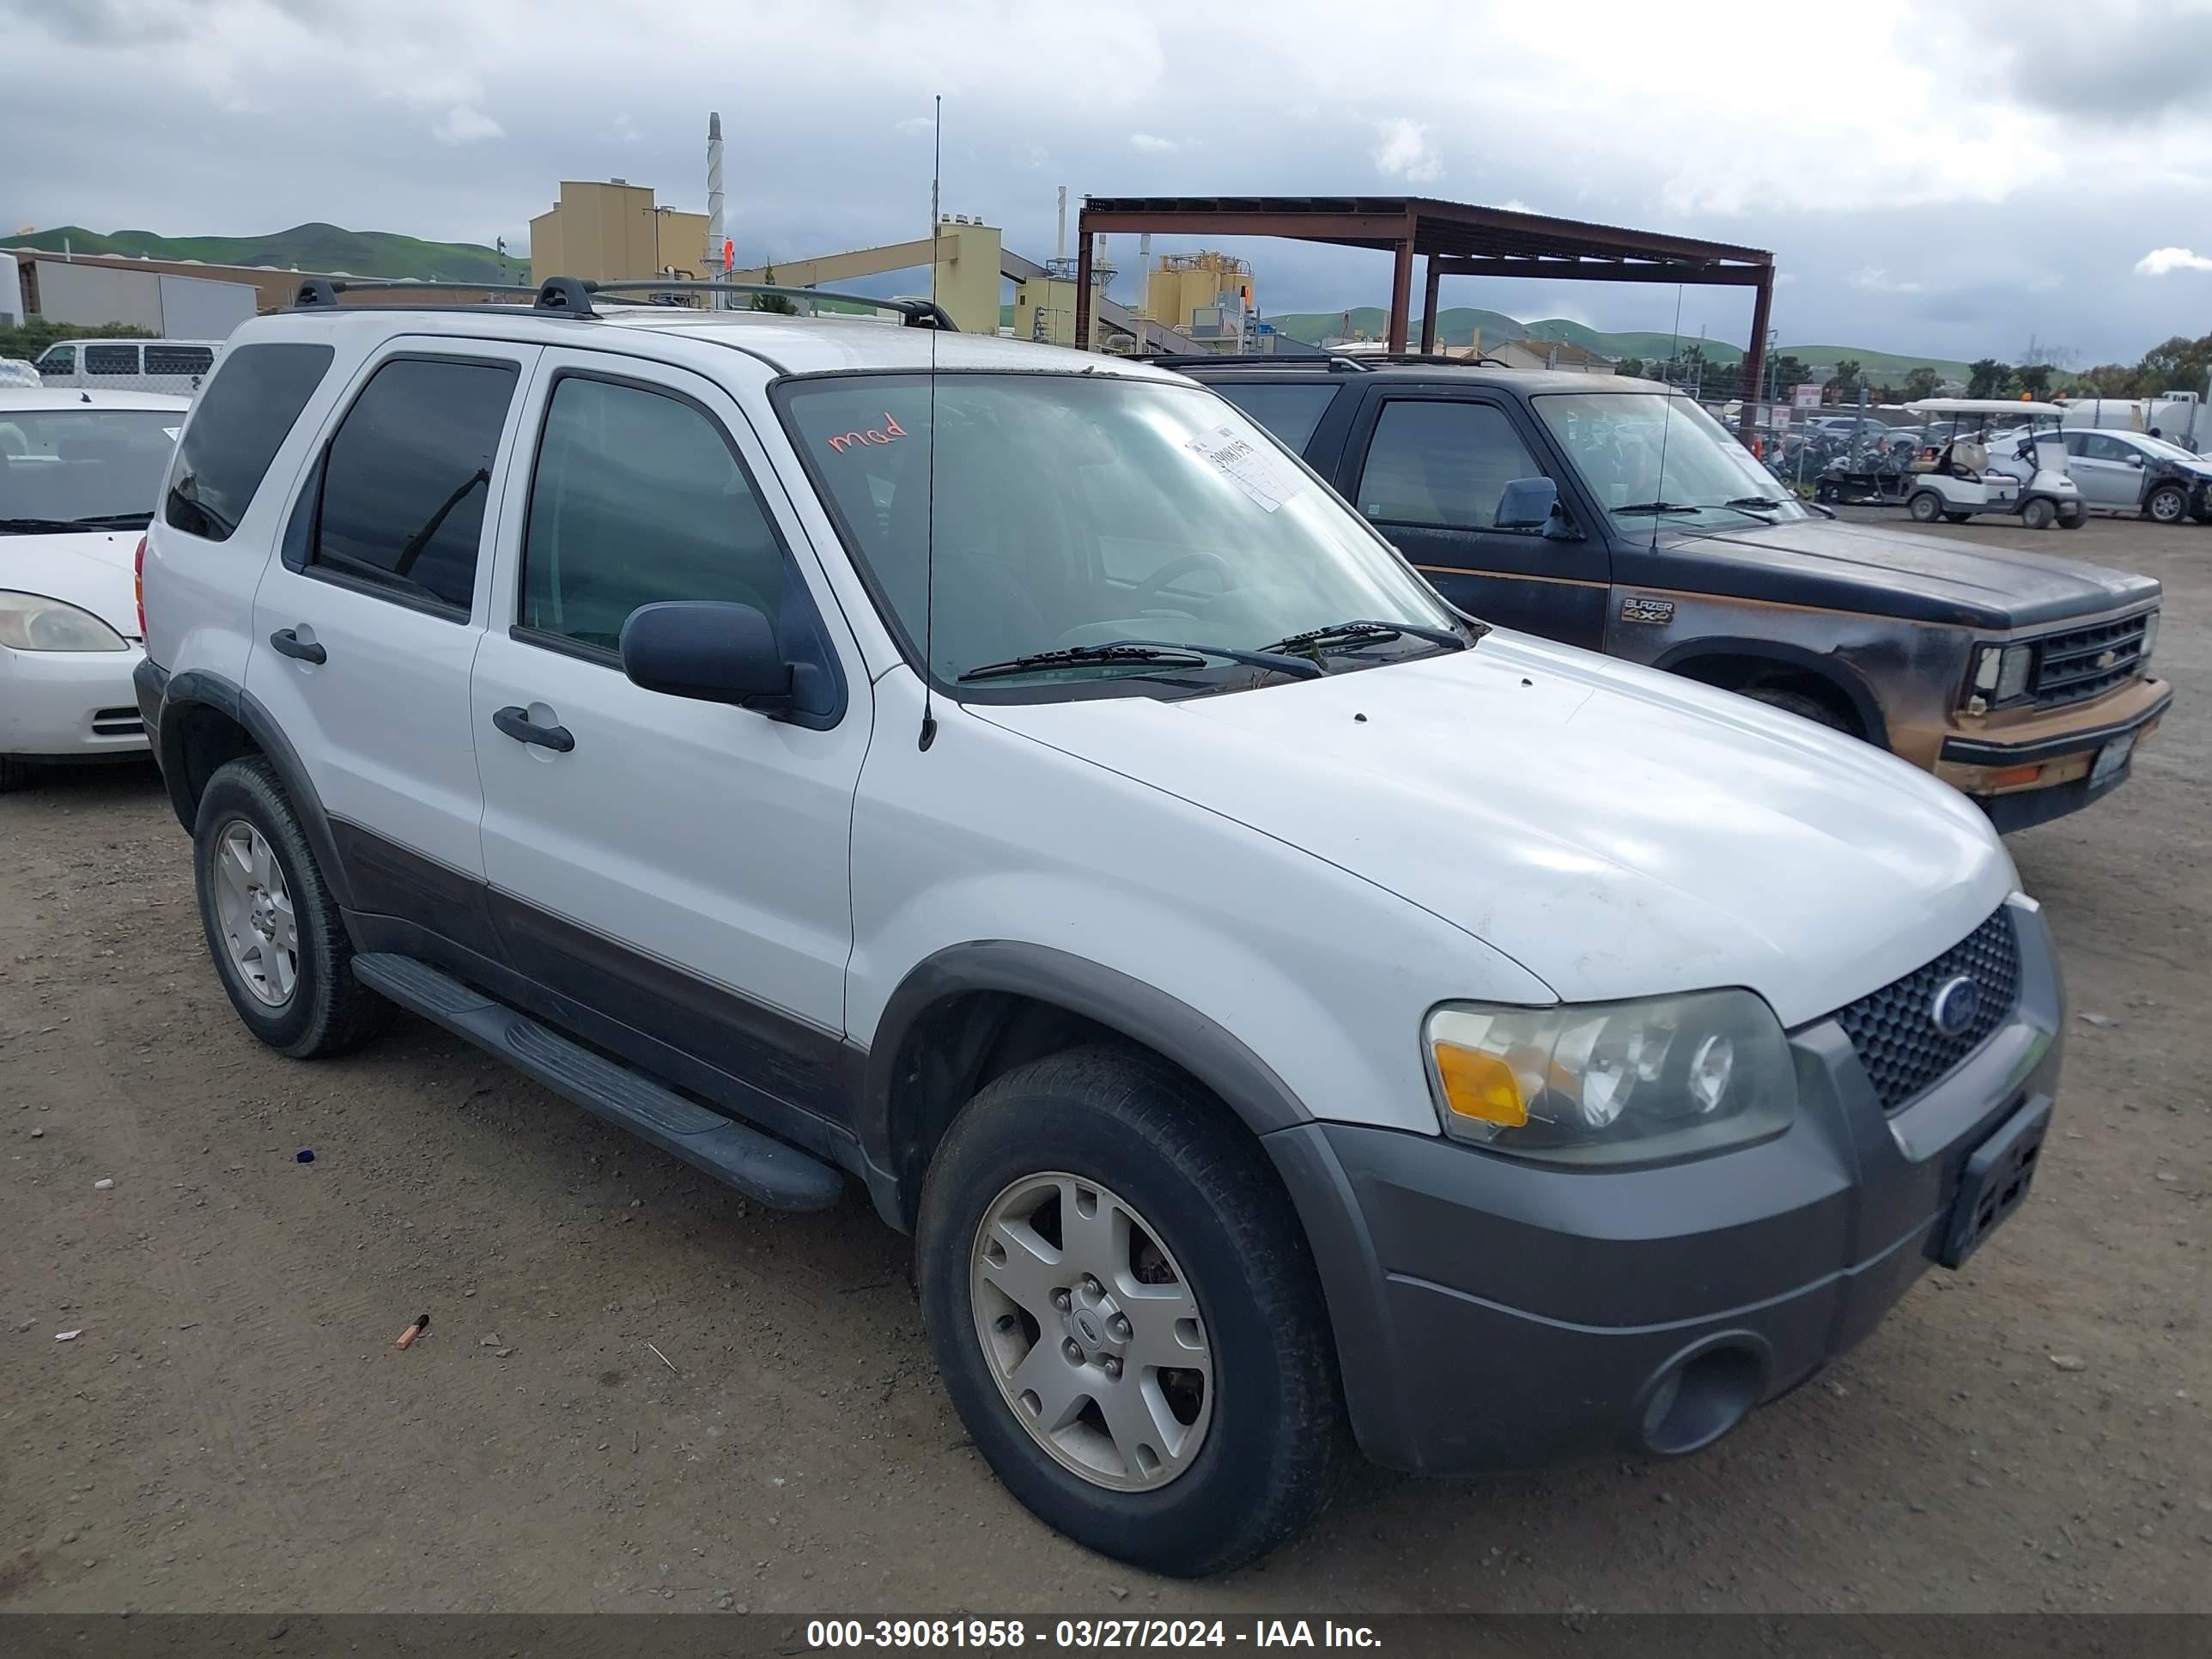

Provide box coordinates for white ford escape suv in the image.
[137,279,2062,1576]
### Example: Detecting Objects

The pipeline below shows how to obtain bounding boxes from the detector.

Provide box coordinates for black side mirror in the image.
[619,601,793,712]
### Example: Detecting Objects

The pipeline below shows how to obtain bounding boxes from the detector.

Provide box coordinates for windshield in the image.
[1534,392,1808,527]
[779,373,1460,691]
[2134,433,2203,462]
[0,409,179,528]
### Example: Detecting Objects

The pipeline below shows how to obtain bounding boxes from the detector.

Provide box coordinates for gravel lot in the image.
[3,512,2206,1614]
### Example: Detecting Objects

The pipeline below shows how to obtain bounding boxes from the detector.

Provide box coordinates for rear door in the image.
[247,337,538,930]
[1343,388,1610,647]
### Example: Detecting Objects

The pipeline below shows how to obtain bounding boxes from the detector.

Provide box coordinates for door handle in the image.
[493,705,575,754]
[269,627,326,665]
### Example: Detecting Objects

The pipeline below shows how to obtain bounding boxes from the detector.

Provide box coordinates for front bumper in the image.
[1936,679,2170,833]
[1267,896,2063,1474]
[0,641,150,760]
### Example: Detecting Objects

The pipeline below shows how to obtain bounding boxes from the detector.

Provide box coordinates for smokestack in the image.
[706,111,726,308]
[1055,185,1066,263]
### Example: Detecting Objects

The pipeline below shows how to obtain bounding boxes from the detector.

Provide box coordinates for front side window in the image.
[166,341,334,542]
[83,343,140,376]
[1534,392,1808,529]
[312,356,517,612]
[779,372,1457,693]
[2079,434,2133,463]
[0,410,179,527]
[1357,400,1548,532]
[521,375,787,652]
[38,345,76,376]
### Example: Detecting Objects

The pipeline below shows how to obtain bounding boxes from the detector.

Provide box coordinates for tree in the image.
[1828,359,1863,398]
[1903,366,1942,402]
[1966,358,2014,398]
[2014,362,2053,397]
[1616,356,1645,380]
[2137,331,2212,392]
[1767,354,1812,396]
[750,261,799,315]
[2077,362,2143,398]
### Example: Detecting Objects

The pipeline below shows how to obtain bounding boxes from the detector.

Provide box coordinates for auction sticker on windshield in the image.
[1185,422,1303,512]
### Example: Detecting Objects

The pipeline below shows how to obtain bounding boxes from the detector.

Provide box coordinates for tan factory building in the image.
[529,180,710,285]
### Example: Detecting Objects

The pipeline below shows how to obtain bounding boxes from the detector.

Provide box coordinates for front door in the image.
[1344,392,1610,647]
[246,338,538,933]
[470,351,871,1121]
[2066,432,2145,509]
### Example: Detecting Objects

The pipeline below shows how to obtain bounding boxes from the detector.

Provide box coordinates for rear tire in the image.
[2021,497,2057,531]
[192,756,389,1059]
[2146,483,2188,526]
[1742,685,1850,733]
[917,1047,1348,1577]
[1908,491,1943,524]
[0,757,33,794]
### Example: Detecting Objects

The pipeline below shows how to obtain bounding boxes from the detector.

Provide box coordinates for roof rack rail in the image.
[1359,351,1511,368]
[287,277,540,310]
[536,279,957,331]
[1143,352,1372,373]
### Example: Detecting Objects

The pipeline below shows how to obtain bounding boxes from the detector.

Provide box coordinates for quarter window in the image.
[520,375,787,652]
[1357,401,1547,532]
[310,356,516,612]
[165,342,335,542]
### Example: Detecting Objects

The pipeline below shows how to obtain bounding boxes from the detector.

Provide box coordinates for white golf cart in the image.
[1900,398,2086,531]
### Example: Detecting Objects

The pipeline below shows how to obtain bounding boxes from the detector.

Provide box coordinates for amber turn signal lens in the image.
[1433,1042,1528,1127]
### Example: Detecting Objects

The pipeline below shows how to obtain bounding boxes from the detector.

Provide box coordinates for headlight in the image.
[0,591,128,653]
[2139,611,2159,671]
[1424,989,1796,1164]
[1972,642,2033,703]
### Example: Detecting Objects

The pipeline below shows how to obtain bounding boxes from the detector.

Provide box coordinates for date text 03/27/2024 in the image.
[805,1620,1382,1650]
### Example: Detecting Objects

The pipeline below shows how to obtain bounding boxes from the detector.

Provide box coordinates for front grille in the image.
[90,708,143,737]
[2030,611,2154,708]
[1833,908,2021,1110]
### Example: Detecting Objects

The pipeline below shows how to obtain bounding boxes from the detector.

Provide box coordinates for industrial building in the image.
[2,251,264,337]
[527,179,709,286]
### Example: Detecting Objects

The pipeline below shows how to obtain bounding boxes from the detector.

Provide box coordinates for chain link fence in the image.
[10,338,220,398]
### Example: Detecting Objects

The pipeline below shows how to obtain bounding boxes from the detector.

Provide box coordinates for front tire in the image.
[192,756,388,1059]
[1908,490,1943,523]
[1741,684,1851,733]
[2021,496,2057,531]
[2146,483,2188,526]
[918,1047,1347,1577]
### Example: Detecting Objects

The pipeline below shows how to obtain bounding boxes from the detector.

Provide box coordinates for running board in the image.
[350,952,844,1212]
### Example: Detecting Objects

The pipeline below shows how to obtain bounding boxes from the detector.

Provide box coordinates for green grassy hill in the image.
[11,223,515,285]
[1259,307,1970,381]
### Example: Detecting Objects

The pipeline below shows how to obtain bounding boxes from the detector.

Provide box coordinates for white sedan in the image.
[1,388,189,791]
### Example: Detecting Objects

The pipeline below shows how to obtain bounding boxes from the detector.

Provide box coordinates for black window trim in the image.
[511,363,849,731]
[289,348,524,624]
[1352,390,1556,538]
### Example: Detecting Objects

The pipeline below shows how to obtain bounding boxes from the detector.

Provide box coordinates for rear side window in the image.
[1357,400,1547,532]
[165,341,334,542]
[145,345,215,377]
[520,375,786,651]
[1209,382,1338,456]
[312,356,517,613]
[84,343,139,376]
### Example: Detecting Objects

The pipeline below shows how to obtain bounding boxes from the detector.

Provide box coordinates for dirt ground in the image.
[3,513,2207,1615]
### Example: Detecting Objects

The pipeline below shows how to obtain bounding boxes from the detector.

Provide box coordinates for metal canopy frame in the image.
[1073,195,1777,430]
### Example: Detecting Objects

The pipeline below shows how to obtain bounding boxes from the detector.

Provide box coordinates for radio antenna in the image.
[919,94,943,752]
[1651,282,1685,554]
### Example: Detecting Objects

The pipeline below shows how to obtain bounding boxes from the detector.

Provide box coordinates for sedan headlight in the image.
[0,591,128,653]
[1424,990,1796,1164]
[1972,642,2033,703]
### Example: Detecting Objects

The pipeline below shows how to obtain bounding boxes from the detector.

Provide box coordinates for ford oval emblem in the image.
[1929,975,1982,1038]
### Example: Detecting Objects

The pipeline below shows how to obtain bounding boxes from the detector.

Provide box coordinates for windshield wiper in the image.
[957,638,1325,684]
[70,511,155,530]
[1262,618,1468,655]
[0,513,155,534]
[1613,500,1778,526]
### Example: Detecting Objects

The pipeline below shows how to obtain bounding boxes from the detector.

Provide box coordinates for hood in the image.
[975,635,2015,1029]
[0,529,141,640]
[1660,515,2160,629]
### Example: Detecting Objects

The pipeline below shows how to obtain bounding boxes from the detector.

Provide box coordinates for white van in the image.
[33,338,223,397]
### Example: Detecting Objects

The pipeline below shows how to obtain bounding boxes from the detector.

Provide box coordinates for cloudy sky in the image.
[6,0,2210,366]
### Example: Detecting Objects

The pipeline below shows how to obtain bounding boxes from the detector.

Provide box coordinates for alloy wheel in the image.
[211,819,298,1006]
